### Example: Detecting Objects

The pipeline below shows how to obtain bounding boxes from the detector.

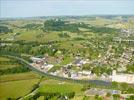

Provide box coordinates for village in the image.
[1,0,134,98]
[30,52,134,84]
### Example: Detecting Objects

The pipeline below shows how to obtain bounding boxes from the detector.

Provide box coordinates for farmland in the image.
[0,79,39,100]
[0,16,134,100]
[0,56,40,100]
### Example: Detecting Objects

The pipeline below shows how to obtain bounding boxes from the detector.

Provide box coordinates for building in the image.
[30,57,44,63]
[111,70,134,84]
[41,64,54,71]
[73,58,89,67]
[78,70,91,76]
[85,88,121,96]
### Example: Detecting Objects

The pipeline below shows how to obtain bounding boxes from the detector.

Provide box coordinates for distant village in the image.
[113,29,134,42]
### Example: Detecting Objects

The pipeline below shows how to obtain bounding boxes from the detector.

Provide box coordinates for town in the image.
[30,54,134,84]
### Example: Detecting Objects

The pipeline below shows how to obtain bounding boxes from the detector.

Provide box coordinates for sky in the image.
[0,0,134,18]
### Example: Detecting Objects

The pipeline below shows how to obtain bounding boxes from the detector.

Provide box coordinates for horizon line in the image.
[1,14,134,19]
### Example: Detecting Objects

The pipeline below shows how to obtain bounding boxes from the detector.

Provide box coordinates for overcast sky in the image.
[0,0,134,18]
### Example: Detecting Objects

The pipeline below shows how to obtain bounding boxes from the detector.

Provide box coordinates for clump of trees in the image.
[112,94,120,100]
[126,96,134,100]
[91,66,112,76]
[126,64,134,73]
[30,92,75,100]
[89,26,119,34]
[0,26,13,34]
[81,84,90,91]
[43,19,79,32]
[73,37,85,41]
[0,41,61,56]
[43,19,119,34]
[0,66,30,75]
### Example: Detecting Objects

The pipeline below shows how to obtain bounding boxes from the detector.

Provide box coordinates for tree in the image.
[81,84,90,91]
[106,92,111,97]
[127,87,134,93]
[120,83,128,93]
[83,96,89,100]
[126,96,134,100]
[113,94,120,100]
[95,95,99,99]
[112,82,118,89]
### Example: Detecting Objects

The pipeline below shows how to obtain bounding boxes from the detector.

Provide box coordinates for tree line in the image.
[43,19,80,32]
[0,66,30,75]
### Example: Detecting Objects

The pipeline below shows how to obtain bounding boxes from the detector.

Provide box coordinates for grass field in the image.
[0,57,10,61]
[38,79,83,94]
[71,96,83,100]
[0,56,41,100]
[0,56,20,69]
[60,56,74,65]
[16,30,39,41]
[0,72,40,82]
[0,58,84,100]
[0,64,21,69]
[0,79,39,100]
[37,96,44,100]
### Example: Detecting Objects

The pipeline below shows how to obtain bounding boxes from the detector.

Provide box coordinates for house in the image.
[71,72,78,79]
[78,70,91,76]
[64,63,72,69]
[30,57,43,63]
[73,58,89,67]
[41,64,54,71]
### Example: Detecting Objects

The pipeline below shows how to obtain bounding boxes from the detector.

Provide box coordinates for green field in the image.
[39,81,83,94]
[0,56,40,100]
[0,72,40,82]
[0,79,39,100]
[0,56,21,69]
[0,57,10,61]
[27,79,84,100]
